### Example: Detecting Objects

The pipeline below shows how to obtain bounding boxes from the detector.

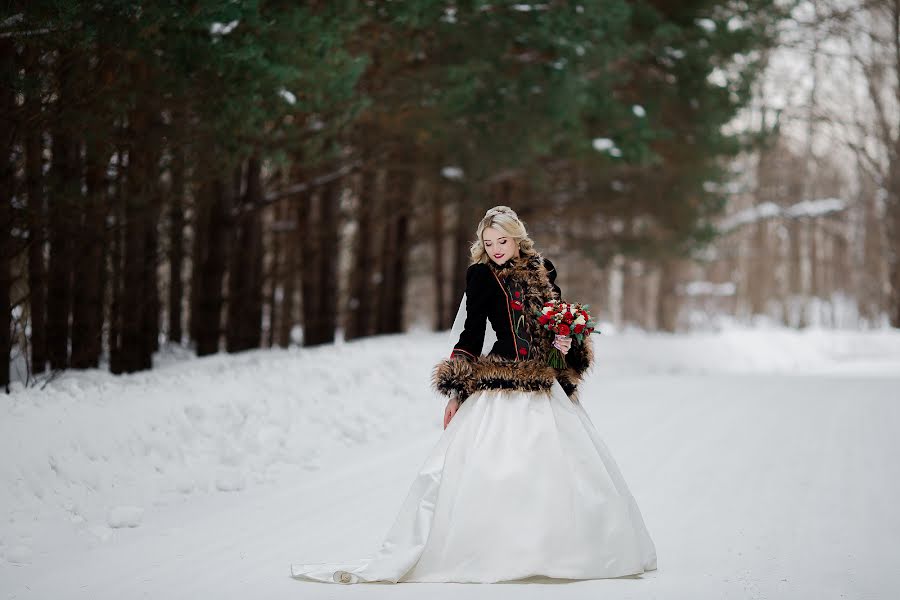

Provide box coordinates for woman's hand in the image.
[444,395,460,429]
[553,334,572,355]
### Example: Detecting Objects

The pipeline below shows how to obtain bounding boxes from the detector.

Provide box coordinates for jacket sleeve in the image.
[543,257,595,400]
[449,263,492,361]
[432,263,492,402]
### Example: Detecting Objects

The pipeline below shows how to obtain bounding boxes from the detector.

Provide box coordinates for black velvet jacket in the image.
[431,252,594,403]
[449,257,561,362]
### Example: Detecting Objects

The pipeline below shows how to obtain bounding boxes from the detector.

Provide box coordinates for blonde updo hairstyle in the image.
[469,205,538,264]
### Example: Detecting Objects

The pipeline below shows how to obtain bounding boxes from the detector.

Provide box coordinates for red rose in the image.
[514,291,520,298]
[518,347,528,356]
[574,323,584,334]
[558,323,571,336]
[563,311,574,323]
[538,314,550,324]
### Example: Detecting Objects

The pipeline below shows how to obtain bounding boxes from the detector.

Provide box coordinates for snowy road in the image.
[3,329,900,599]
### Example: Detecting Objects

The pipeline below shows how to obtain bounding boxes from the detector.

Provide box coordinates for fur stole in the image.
[432,252,594,403]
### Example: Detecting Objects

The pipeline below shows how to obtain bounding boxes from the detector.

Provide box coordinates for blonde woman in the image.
[291,206,657,584]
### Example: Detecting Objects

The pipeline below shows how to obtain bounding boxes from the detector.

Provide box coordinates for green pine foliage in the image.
[0,0,788,379]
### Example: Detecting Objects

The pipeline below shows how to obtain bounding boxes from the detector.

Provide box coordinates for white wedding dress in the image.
[290,294,657,584]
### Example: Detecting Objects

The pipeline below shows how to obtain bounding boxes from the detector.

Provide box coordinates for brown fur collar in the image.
[432,252,595,403]
[485,251,557,363]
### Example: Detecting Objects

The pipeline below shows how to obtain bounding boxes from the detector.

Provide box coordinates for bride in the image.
[290,205,657,584]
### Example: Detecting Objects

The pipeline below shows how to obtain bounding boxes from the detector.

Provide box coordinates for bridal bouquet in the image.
[535,300,599,369]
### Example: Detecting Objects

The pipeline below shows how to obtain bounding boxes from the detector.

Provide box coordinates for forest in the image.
[1,0,898,389]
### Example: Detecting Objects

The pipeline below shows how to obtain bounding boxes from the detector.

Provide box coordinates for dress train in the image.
[290,379,657,584]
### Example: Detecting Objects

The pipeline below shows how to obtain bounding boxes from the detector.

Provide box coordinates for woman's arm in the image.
[449,263,491,361]
[432,263,492,402]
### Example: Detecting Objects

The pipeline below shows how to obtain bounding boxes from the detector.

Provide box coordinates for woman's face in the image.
[483,227,519,265]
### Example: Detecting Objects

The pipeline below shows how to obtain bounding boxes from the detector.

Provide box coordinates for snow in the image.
[512,3,548,11]
[209,20,239,36]
[441,166,464,180]
[2,324,900,598]
[703,180,744,194]
[708,67,729,88]
[719,198,848,233]
[664,46,686,60]
[696,18,717,32]
[632,104,646,118]
[683,280,736,296]
[107,506,144,529]
[727,16,745,31]
[592,138,622,156]
[784,197,846,218]
[277,89,296,105]
[1,13,23,28]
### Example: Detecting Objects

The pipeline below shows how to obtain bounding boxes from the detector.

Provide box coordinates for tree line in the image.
[661,0,900,331]
[1,1,786,388]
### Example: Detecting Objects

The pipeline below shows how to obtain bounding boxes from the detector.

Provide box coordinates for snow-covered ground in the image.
[2,325,900,599]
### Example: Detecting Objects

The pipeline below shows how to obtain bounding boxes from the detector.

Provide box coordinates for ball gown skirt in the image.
[289,378,658,584]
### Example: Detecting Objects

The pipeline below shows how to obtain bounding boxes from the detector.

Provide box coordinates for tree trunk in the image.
[888,0,900,328]
[168,142,186,344]
[432,185,446,330]
[244,159,265,350]
[189,176,210,345]
[809,220,821,300]
[748,217,769,316]
[0,37,15,388]
[195,177,231,355]
[298,185,317,346]
[888,137,900,328]
[276,199,297,347]
[108,148,126,373]
[70,124,107,368]
[621,260,643,327]
[227,156,264,352]
[314,178,342,345]
[656,257,684,332]
[120,61,162,372]
[451,193,473,313]
[375,170,394,335]
[861,193,880,323]
[47,51,81,370]
[345,170,375,340]
[24,45,47,375]
[119,141,149,373]
[377,169,412,334]
[142,189,161,365]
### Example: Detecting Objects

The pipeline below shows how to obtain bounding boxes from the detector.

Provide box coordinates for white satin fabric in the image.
[290,379,658,584]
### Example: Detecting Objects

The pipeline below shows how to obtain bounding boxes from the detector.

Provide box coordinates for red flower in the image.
[563,311,574,323]
[510,299,524,311]
[519,347,528,356]
[538,314,550,324]
[574,323,584,334]
[514,291,520,298]
[558,323,571,336]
